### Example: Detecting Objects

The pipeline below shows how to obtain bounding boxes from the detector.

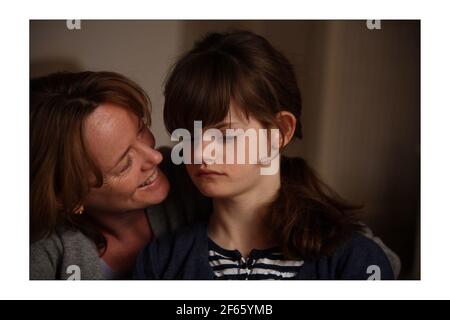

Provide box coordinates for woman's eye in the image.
[119,157,132,174]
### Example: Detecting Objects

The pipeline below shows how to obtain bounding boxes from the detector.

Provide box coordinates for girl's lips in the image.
[197,169,225,177]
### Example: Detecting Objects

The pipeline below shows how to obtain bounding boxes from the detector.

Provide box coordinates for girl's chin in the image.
[197,187,233,199]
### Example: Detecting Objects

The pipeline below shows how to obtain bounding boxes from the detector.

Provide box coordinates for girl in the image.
[135,30,396,280]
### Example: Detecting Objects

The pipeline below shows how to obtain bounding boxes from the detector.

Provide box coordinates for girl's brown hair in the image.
[164,30,362,260]
[30,71,151,251]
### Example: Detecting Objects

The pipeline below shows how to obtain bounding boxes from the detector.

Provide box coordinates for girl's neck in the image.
[208,174,281,258]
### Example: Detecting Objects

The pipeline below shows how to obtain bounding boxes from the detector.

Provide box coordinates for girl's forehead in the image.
[226,101,251,125]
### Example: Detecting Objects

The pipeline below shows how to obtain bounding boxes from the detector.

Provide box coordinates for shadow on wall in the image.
[30,58,82,78]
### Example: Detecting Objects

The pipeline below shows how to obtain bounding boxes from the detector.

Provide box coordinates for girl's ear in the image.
[276,111,297,147]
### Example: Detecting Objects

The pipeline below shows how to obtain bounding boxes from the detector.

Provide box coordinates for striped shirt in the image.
[208,238,304,280]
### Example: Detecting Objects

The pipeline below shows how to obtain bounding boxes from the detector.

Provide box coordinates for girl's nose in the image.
[202,139,218,165]
[191,137,217,164]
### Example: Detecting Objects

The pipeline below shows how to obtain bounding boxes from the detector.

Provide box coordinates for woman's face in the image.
[185,102,279,199]
[82,103,170,213]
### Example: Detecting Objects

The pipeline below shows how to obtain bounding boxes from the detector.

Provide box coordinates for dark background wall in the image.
[30,20,420,279]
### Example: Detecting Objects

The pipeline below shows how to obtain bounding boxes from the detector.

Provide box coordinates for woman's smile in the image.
[137,168,161,191]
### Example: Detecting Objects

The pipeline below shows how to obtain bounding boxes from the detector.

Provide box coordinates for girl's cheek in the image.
[185,164,196,178]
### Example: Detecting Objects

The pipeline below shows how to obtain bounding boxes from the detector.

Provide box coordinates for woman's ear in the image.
[276,111,297,147]
[56,199,84,215]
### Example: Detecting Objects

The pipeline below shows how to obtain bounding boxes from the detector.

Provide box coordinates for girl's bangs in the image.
[166,53,253,133]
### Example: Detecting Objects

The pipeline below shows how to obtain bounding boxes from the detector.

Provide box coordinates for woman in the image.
[30,71,210,279]
[134,31,398,280]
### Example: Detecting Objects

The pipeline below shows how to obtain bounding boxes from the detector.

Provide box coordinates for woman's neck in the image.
[88,208,150,242]
[208,174,281,258]
[87,208,152,274]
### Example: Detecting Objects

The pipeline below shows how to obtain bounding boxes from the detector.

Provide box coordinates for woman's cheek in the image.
[112,169,141,195]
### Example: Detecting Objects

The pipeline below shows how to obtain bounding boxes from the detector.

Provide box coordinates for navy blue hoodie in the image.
[134,221,395,280]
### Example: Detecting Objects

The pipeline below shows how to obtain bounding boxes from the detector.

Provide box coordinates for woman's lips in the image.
[138,169,160,190]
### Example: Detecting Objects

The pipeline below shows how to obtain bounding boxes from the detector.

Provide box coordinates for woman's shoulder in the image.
[324,231,396,280]
[30,231,65,279]
[30,226,103,280]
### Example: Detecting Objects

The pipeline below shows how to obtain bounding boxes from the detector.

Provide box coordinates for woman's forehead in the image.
[83,103,139,170]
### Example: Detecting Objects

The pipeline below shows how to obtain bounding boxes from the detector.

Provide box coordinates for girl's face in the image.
[185,102,279,199]
[82,103,170,213]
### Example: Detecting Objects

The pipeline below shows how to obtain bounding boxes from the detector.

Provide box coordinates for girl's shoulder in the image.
[134,222,210,279]
[319,231,396,280]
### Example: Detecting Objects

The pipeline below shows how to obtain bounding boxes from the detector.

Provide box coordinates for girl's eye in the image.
[224,135,237,143]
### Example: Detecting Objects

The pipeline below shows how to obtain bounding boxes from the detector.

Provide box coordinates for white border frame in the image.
[1,0,447,300]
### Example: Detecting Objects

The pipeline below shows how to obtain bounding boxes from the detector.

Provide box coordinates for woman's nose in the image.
[138,129,162,169]
[140,146,163,171]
